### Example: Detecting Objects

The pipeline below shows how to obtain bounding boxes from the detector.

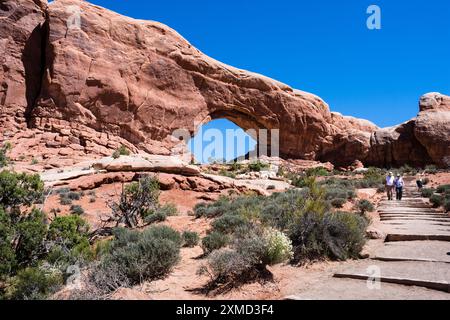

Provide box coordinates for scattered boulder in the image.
[366,227,386,240]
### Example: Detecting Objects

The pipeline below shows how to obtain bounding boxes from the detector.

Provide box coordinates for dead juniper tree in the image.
[90,175,160,240]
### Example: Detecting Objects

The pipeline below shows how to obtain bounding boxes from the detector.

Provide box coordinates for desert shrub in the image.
[182,231,200,248]
[421,188,435,198]
[211,214,249,234]
[444,199,450,213]
[330,198,346,208]
[289,211,368,263]
[306,166,329,177]
[263,228,293,265]
[352,167,385,188]
[259,189,308,230]
[0,171,44,210]
[430,194,443,208]
[55,188,70,195]
[424,165,438,174]
[436,185,450,194]
[356,199,375,215]
[156,203,178,216]
[89,196,96,203]
[59,191,80,205]
[0,142,12,168]
[201,248,251,283]
[202,231,229,254]
[194,195,262,220]
[0,171,93,299]
[248,161,269,172]
[47,215,91,261]
[398,164,417,175]
[67,192,81,200]
[4,267,63,300]
[218,169,237,179]
[112,145,130,159]
[144,204,178,224]
[59,197,72,206]
[200,226,292,287]
[98,226,181,286]
[290,175,309,188]
[107,176,161,228]
[14,209,48,268]
[70,205,84,215]
[143,210,167,224]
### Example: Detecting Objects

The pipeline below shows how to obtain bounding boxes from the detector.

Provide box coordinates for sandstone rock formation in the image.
[1,0,449,168]
[367,92,450,167]
[0,0,47,135]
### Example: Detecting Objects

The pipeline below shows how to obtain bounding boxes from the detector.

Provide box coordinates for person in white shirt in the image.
[395,174,405,200]
[385,171,395,200]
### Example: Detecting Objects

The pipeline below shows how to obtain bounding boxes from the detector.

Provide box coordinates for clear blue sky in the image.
[84,0,450,161]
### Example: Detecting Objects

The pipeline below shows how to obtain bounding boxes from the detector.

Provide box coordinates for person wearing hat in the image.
[385,171,395,200]
[394,173,405,200]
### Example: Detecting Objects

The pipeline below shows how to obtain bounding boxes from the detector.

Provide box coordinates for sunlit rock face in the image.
[1,0,448,167]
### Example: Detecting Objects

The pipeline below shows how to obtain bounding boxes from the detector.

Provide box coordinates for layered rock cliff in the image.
[1,0,449,167]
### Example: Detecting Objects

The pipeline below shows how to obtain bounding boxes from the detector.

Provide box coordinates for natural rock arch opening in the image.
[188,118,258,164]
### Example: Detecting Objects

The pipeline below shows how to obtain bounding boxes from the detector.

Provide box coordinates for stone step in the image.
[386,234,450,242]
[284,277,450,300]
[333,273,450,293]
[372,241,450,263]
[333,260,450,293]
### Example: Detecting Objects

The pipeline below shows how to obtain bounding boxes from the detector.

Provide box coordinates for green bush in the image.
[306,167,329,177]
[47,215,91,260]
[112,145,130,159]
[289,211,368,263]
[182,231,200,248]
[202,231,229,254]
[421,188,435,198]
[259,189,308,230]
[59,191,81,206]
[143,211,167,224]
[98,226,181,286]
[444,199,450,213]
[425,165,438,174]
[0,171,44,210]
[436,185,450,194]
[0,142,12,168]
[70,205,84,215]
[430,194,444,208]
[356,200,375,215]
[0,171,93,299]
[248,161,269,172]
[330,198,346,208]
[211,214,249,234]
[4,267,63,300]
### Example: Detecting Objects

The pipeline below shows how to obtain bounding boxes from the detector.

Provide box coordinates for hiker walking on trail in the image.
[416,177,424,191]
[395,174,405,201]
[386,171,395,200]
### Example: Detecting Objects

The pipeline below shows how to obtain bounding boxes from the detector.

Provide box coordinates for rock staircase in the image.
[287,179,450,299]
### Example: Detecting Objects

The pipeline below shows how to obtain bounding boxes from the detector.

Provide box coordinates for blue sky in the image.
[85,0,450,161]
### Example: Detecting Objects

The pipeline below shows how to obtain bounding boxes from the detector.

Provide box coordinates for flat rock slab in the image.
[386,234,450,242]
[285,277,450,300]
[333,260,450,292]
[373,241,450,263]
